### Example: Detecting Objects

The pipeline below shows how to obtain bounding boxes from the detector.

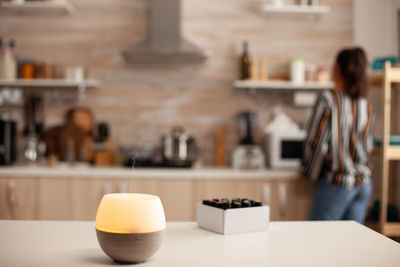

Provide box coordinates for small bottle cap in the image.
[209,200,217,207]
[216,202,224,209]
[9,39,16,48]
[231,201,241,208]
[202,199,210,206]
[243,40,248,49]
[254,201,262,207]
[241,198,249,204]
[242,200,250,207]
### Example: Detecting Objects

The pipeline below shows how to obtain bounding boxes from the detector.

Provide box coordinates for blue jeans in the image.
[310,179,372,223]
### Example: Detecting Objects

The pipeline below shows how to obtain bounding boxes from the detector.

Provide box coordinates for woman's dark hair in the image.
[335,47,368,99]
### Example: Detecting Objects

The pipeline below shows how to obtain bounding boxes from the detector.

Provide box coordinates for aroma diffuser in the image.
[95,193,166,263]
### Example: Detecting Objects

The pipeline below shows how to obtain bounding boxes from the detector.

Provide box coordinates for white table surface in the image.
[0,165,297,180]
[0,220,399,267]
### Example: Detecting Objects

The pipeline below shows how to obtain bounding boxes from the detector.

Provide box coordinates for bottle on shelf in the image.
[259,58,268,81]
[239,40,250,80]
[0,38,4,79]
[3,39,17,80]
[250,58,259,81]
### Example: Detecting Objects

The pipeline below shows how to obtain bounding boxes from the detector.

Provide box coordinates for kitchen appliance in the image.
[238,111,257,145]
[23,95,44,137]
[265,130,306,169]
[0,117,17,165]
[22,95,45,163]
[162,127,198,167]
[96,193,165,263]
[120,145,159,167]
[93,122,112,166]
[232,145,265,170]
[215,124,228,167]
[123,0,206,63]
[232,111,265,170]
[122,127,198,168]
[24,134,39,163]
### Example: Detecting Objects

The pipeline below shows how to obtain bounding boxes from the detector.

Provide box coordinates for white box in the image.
[196,203,270,234]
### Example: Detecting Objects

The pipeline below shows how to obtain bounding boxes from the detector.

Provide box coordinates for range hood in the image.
[122,0,207,64]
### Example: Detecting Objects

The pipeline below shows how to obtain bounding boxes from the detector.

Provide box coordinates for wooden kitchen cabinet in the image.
[38,178,94,220]
[131,179,193,221]
[37,178,131,220]
[0,178,38,220]
[276,180,316,221]
[0,173,314,221]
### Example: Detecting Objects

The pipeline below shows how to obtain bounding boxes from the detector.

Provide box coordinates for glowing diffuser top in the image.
[95,193,166,234]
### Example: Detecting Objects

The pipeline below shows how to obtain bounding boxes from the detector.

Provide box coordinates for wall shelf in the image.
[234,80,334,91]
[262,4,330,15]
[0,79,100,103]
[0,0,75,15]
[0,79,100,89]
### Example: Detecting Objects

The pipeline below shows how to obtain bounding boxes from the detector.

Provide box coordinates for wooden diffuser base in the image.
[96,229,164,263]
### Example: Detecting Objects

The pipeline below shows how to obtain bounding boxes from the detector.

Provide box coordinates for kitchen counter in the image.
[0,220,399,267]
[0,166,306,221]
[0,165,298,180]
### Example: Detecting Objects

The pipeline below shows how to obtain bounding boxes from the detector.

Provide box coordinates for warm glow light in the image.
[95,193,166,234]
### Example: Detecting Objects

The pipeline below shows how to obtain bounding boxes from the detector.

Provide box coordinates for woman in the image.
[302,47,375,223]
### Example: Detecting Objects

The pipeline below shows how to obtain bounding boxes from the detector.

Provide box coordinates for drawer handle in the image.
[118,183,127,193]
[278,183,287,219]
[262,184,271,205]
[6,180,17,219]
[102,182,112,195]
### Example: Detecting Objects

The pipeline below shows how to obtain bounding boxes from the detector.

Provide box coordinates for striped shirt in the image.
[302,90,375,189]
